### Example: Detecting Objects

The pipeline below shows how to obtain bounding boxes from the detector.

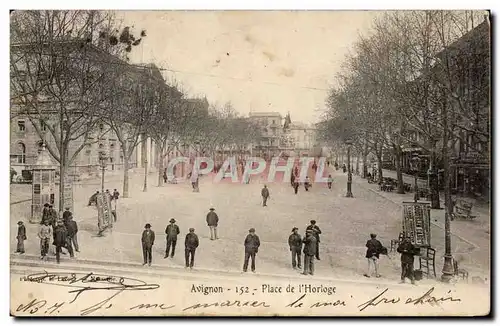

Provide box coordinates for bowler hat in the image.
[209,208,215,211]
[17,221,23,225]
[189,228,195,232]
[292,227,298,232]
[310,220,316,224]
[249,228,255,232]
[170,218,176,223]
[145,223,151,228]
[370,233,377,238]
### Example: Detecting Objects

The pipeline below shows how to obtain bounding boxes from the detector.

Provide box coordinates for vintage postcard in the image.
[9,10,490,316]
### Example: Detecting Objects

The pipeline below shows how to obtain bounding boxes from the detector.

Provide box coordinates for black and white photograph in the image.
[8,8,491,316]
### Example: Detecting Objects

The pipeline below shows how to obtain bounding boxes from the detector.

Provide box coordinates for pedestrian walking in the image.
[304,176,311,191]
[113,188,120,200]
[306,220,322,260]
[141,223,155,266]
[302,229,317,275]
[293,180,300,194]
[41,203,50,222]
[342,164,347,173]
[364,233,384,278]
[184,228,199,269]
[397,236,418,284]
[261,185,270,206]
[53,220,72,263]
[165,218,180,258]
[163,169,168,183]
[288,227,302,270]
[66,215,79,252]
[191,170,199,192]
[243,228,260,273]
[327,174,333,189]
[334,161,339,170]
[290,173,295,187]
[16,221,26,254]
[206,208,219,240]
[38,220,52,259]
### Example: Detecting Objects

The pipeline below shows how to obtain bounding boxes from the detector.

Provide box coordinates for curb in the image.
[9,255,427,288]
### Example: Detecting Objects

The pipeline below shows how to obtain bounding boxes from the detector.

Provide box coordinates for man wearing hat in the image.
[243,228,260,273]
[397,235,418,284]
[184,228,199,269]
[206,208,219,240]
[261,185,270,207]
[53,220,72,263]
[306,220,322,260]
[38,219,52,259]
[41,203,50,223]
[364,233,383,278]
[141,223,155,266]
[62,207,72,225]
[288,227,302,270]
[165,218,180,258]
[302,229,317,275]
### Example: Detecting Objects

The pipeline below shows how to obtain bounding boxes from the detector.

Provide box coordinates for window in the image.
[17,142,26,164]
[40,120,47,131]
[99,123,104,132]
[17,120,26,132]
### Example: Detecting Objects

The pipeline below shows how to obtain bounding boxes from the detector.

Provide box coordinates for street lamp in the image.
[345,138,353,198]
[411,153,421,203]
[98,147,108,194]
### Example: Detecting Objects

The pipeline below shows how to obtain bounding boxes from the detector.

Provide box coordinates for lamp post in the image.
[411,153,421,203]
[345,139,353,198]
[98,149,108,194]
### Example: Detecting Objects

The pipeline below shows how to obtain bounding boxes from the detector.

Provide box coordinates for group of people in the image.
[15,204,81,264]
[88,189,120,207]
[288,220,322,275]
[364,233,419,284]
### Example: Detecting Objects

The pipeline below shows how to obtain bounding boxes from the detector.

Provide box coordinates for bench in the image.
[452,199,477,220]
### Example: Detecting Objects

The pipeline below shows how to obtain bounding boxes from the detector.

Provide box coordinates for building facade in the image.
[249,112,283,159]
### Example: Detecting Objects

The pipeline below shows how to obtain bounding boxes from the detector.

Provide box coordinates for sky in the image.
[118,11,379,124]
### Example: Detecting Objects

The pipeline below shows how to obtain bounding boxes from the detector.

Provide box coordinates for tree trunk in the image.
[393,144,405,194]
[123,155,130,198]
[355,151,360,175]
[157,148,164,187]
[376,143,383,183]
[362,135,369,178]
[428,145,441,209]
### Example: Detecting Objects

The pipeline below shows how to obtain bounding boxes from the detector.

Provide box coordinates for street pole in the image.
[101,162,105,194]
[346,143,353,198]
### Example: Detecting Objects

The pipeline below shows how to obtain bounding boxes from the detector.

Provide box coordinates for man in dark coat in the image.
[397,236,418,284]
[288,227,302,270]
[141,223,155,266]
[364,233,383,278]
[261,185,270,207]
[53,220,72,263]
[165,218,180,258]
[302,229,317,275]
[66,215,79,252]
[16,221,27,254]
[306,220,322,260]
[113,189,120,200]
[243,228,260,273]
[206,208,219,240]
[184,228,199,269]
[88,191,99,206]
[293,180,300,194]
[41,203,50,223]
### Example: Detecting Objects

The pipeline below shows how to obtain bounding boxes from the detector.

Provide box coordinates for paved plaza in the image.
[10,167,490,283]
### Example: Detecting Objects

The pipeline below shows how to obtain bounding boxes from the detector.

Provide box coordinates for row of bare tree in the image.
[317,11,490,214]
[10,10,262,211]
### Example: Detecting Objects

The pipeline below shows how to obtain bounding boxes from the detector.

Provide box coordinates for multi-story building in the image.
[249,112,283,159]
[289,122,318,156]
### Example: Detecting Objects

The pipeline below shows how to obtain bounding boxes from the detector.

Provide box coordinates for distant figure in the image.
[184,228,199,269]
[113,189,120,200]
[312,161,318,173]
[16,221,26,254]
[141,223,155,266]
[41,203,50,223]
[327,174,333,189]
[302,229,317,275]
[306,220,322,260]
[38,220,52,259]
[191,170,199,192]
[261,185,270,207]
[88,191,99,206]
[293,180,300,194]
[163,168,168,183]
[364,233,383,278]
[304,176,311,191]
[397,236,418,284]
[105,189,112,201]
[243,228,260,273]
[165,218,180,258]
[288,227,302,270]
[206,208,219,240]
[342,164,347,173]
